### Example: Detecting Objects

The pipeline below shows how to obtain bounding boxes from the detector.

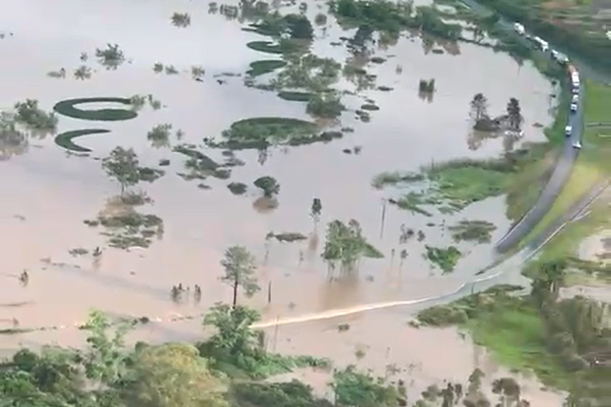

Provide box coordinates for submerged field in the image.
[0,0,565,369]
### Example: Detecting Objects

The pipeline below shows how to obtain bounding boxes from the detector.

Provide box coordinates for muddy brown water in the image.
[0,0,561,398]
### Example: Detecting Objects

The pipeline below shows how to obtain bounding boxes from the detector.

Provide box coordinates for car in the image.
[572,87,580,95]
[565,125,572,136]
[513,23,525,35]
[572,141,582,149]
[572,94,579,103]
[570,103,578,112]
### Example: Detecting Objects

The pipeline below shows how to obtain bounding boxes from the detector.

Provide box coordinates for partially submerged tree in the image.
[95,43,125,70]
[310,198,322,224]
[171,12,191,27]
[470,93,488,122]
[253,176,280,198]
[322,219,381,272]
[219,245,260,307]
[506,97,523,131]
[102,146,141,198]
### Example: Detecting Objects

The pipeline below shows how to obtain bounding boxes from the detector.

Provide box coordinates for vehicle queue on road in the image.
[512,22,582,149]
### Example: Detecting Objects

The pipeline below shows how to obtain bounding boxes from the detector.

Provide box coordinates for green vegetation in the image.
[377,145,550,217]
[95,43,125,69]
[266,232,307,242]
[473,0,611,71]
[171,12,191,27]
[74,65,92,80]
[130,94,162,111]
[254,176,280,198]
[0,304,551,407]
[13,99,58,132]
[371,171,424,189]
[247,13,314,40]
[247,60,287,77]
[247,41,287,54]
[147,123,173,148]
[523,80,611,246]
[174,144,237,181]
[53,97,138,121]
[219,246,260,307]
[207,117,323,150]
[87,210,164,249]
[54,129,111,152]
[277,91,314,102]
[449,220,497,244]
[271,54,342,93]
[418,264,611,401]
[227,181,248,195]
[322,219,383,272]
[306,92,344,118]
[329,0,462,40]
[424,245,462,273]
[418,78,436,93]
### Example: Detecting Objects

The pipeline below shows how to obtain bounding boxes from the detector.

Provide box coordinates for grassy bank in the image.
[417,281,610,394]
[375,143,553,221]
[522,79,611,245]
[417,285,570,388]
[471,0,611,72]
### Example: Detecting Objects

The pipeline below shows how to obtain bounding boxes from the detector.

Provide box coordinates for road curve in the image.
[495,84,583,252]
[456,0,590,252]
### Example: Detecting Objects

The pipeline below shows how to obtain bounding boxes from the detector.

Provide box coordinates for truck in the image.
[532,36,549,52]
[568,64,580,89]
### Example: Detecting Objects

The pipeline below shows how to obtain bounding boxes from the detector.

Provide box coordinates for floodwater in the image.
[1,0,556,381]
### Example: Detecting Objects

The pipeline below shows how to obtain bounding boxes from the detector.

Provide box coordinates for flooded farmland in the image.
[0,0,559,394]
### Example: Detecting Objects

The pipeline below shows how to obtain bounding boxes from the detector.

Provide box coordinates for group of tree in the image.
[469,93,523,132]
[102,146,164,200]
[0,302,551,407]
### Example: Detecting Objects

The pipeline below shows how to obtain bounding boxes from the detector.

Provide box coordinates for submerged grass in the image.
[277,91,314,102]
[417,285,570,388]
[53,97,137,121]
[424,245,461,273]
[246,41,284,54]
[247,60,287,77]
[204,117,341,150]
[54,129,111,153]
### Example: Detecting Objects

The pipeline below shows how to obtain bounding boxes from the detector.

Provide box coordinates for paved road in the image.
[495,85,583,252]
[456,0,592,252]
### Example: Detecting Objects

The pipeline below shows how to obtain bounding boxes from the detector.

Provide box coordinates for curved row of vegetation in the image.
[54,128,111,152]
[53,97,138,121]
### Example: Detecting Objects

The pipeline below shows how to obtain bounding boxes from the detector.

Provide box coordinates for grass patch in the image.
[449,220,497,244]
[53,97,138,121]
[246,41,285,54]
[424,245,462,273]
[427,163,511,210]
[266,232,308,242]
[277,91,314,102]
[522,80,611,246]
[86,210,164,250]
[247,60,287,77]
[417,285,571,388]
[379,144,553,216]
[371,171,425,189]
[505,144,556,222]
[54,129,110,153]
[204,117,342,150]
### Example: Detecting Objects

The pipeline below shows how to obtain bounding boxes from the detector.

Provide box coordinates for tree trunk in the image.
[232,280,238,308]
